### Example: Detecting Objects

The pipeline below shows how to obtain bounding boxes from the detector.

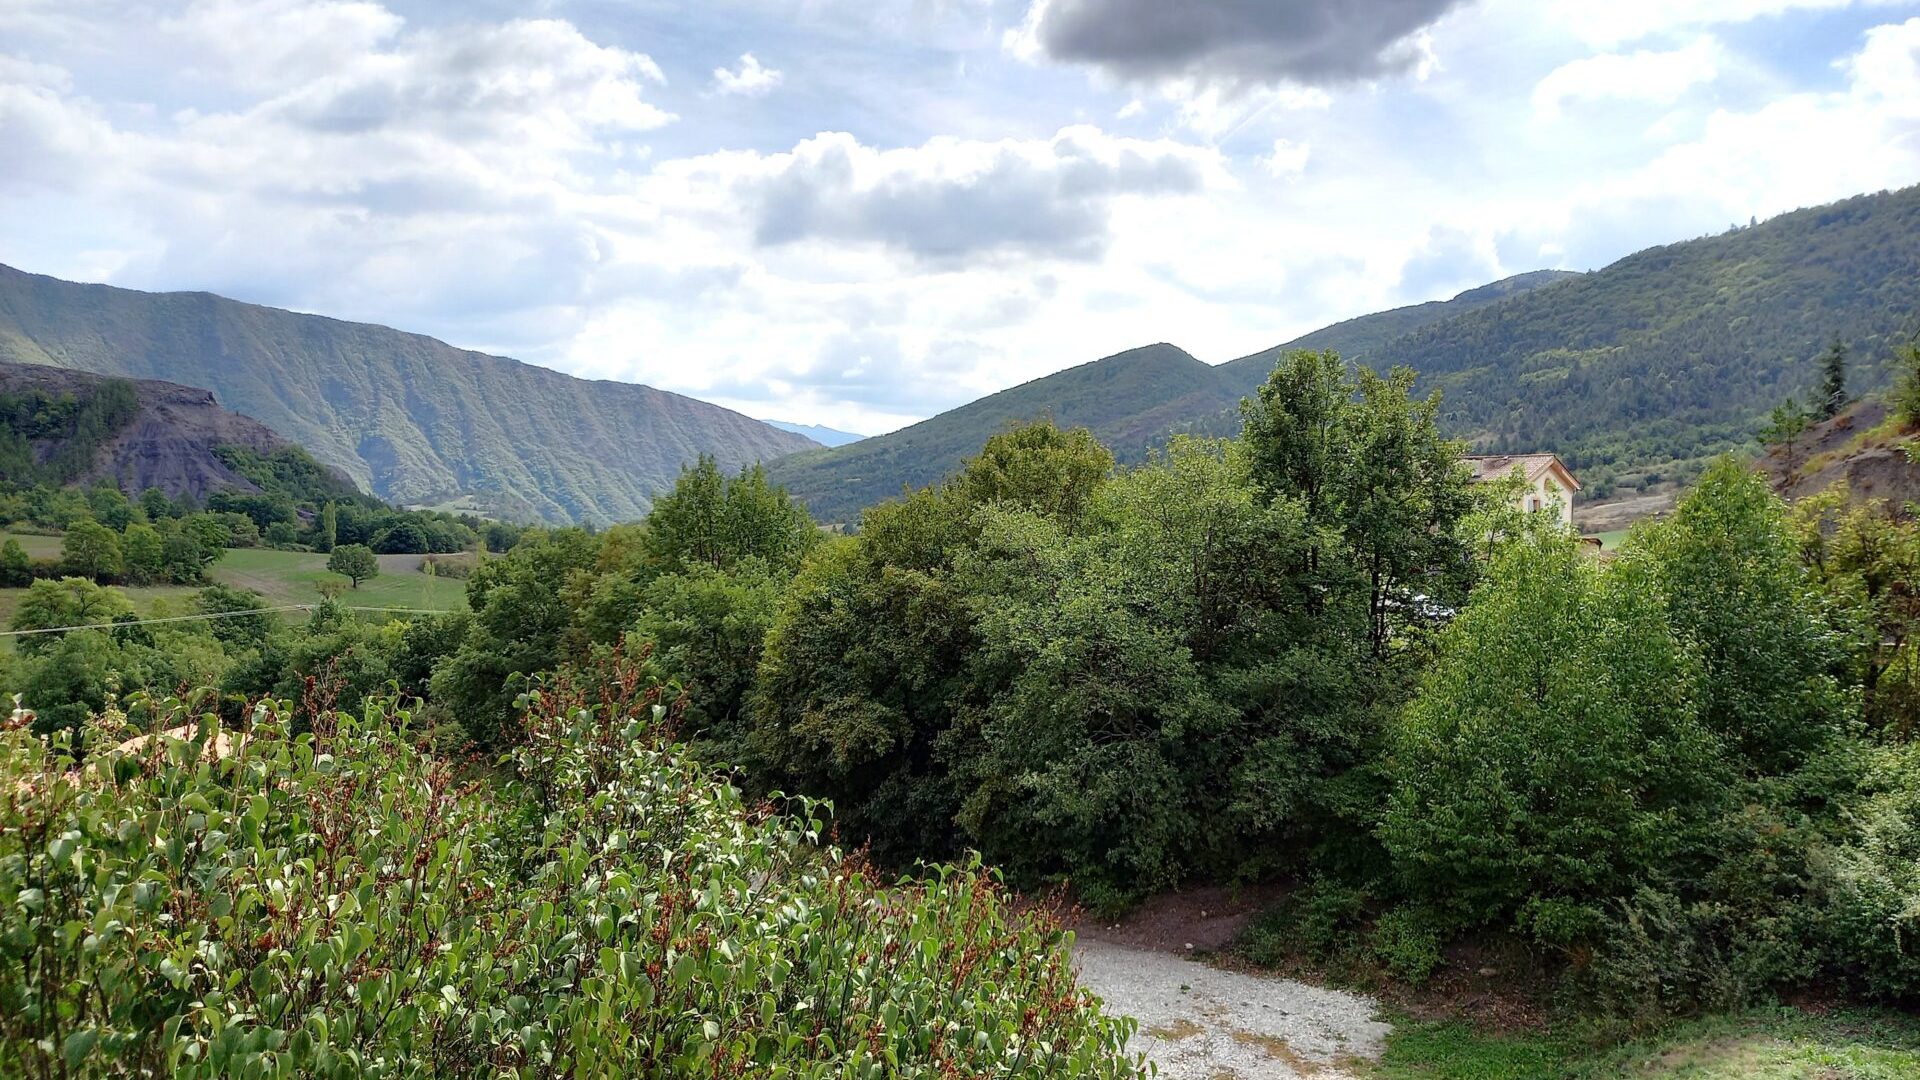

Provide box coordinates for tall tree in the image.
[1635,458,1850,774]
[1892,339,1920,432]
[0,539,30,587]
[1383,529,1721,942]
[1819,337,1849,420]
[645,457,817,574]
[10,577,134,656]
[317,501,338,553]
[120,524,164,585]
[1241,350,1474,656]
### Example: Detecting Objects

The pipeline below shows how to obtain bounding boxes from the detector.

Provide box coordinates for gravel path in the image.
[1074,939,1391,1078]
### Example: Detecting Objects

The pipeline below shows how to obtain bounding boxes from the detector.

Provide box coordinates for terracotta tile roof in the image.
[1462,453,1580,490]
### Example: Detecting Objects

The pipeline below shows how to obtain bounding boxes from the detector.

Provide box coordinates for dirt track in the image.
[1074,938,1391,1078]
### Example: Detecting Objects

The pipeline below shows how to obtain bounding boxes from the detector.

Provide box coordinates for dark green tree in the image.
[0,539,29,587]
[371,519,428,555]
[194,584,277,648]
[138,487,177,521]
[1818,338,1849,419]
[432,529,602,746]
[1892,339,1920,431]
[120,524,164,585]
[1635,458,1851,775]
[1382,530,1722,945]
[9,577,134,656]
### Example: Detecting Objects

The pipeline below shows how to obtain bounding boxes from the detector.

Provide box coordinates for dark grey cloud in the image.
[1017,0,1469,88]
[750,130,1209,263]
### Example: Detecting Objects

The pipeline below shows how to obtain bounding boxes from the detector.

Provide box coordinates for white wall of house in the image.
[1517,473,1574,528]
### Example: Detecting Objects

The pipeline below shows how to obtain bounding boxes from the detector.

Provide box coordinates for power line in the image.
[0,603,456,638]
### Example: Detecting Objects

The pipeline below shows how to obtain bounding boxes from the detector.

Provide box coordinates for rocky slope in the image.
[0,360,342,502]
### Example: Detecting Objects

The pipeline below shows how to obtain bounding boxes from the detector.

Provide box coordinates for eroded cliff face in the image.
[0,360,353,502]
[1767,400,1920,510]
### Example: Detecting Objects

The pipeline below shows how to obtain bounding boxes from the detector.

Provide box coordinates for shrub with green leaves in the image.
[0,651,1143,1078]
[1381,528,1725,945]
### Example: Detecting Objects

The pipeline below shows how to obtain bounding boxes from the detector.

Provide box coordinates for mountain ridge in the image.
[766,271,1579,523]
[763,420,867,447]
[770,185,1920,522]
[0,265,819,525]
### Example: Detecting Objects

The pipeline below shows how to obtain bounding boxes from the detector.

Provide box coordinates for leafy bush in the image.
[1371,907,1446,984]
[0,652,1144,1078]
[1382,530,1724,944]
[1820,742,1920,998]
[1233,878,1372,970]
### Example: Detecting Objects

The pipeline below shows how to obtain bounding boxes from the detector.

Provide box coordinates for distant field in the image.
[1,532,62,559]
[212,548,468,611]
[1590,529,1631,550]
[0,535,468,648]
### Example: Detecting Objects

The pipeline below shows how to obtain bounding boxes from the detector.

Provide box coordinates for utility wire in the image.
[0,604,455,638]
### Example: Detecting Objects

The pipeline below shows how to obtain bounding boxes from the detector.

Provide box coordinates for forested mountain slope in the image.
[1217,269,1581,391]
[766,343,1238,524]
[1380,186,1920,496]
[0,360,348,503]
[0,265,818,524]
[768,271,1577,523]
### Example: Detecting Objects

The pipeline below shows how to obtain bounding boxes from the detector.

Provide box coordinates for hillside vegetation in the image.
[767,343,1239,523]
[769,273,1572,523]
[776,185,1920,524]
[1383,187,1920,495]
[0,264,818,525]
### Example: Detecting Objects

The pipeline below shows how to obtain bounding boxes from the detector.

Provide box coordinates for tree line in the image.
[9,347,1920,1034]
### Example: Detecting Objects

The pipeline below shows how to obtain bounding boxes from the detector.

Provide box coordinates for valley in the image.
[6,4,1920,1073]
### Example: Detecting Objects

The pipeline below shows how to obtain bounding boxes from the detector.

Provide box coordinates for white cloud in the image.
[1497,17,1920,269]
[1259,137,1312,178]
[712,53,783,97]
[1533,36,1724,120]
[1552,0,1897,46]
[160,0,404,90]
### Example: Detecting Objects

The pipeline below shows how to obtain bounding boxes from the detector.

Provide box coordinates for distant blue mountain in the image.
[763,420,866,447]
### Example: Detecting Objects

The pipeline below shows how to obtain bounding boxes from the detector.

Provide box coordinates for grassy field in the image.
[1590,529,1632,550]
[1,532,62,560]
[1371,1008,1920,1079]
[211,547,468,611]
[0,535,468,645]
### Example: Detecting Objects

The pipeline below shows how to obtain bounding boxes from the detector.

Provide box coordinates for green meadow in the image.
[0,534,467,646]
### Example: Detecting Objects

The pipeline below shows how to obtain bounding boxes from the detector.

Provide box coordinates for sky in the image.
[4,0,1920,436]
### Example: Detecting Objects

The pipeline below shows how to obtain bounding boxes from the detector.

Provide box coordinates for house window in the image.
[1524,495,1541,513]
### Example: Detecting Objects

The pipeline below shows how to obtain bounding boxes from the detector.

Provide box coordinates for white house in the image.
[1464,454,1580,529]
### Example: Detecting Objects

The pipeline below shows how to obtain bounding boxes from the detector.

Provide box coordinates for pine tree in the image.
[318,501,338,553]
[1819,338,1848,420]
